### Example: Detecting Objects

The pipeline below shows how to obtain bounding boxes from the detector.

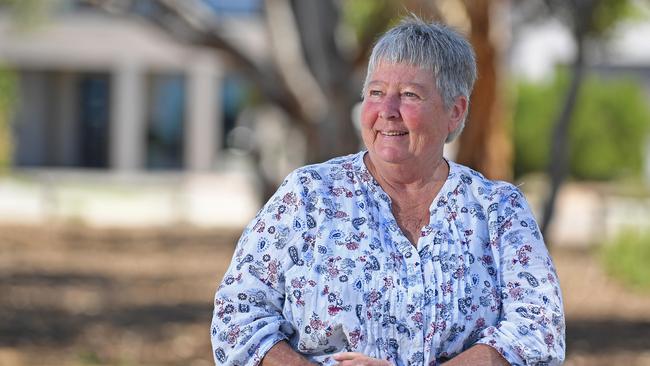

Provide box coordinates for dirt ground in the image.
[0,224,649,366]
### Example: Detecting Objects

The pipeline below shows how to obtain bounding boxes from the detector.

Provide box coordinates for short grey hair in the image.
[362,16,477,142]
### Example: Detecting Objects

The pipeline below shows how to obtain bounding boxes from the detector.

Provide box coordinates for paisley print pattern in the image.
[211,152,565,366]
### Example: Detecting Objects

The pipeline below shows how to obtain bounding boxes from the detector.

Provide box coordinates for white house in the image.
[0,0,271,172]
[0,0,267,227]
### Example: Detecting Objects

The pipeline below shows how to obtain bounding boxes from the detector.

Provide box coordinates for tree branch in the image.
[264,0,328,123]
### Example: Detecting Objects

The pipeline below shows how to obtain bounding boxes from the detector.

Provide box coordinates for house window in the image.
[221,75,249,148]
[145,74,185,170]
[79,73,111,168]
[13,71,111,168]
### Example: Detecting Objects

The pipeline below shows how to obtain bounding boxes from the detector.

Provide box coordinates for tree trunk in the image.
[539,0,601,241]
[540,35,586,239]
[291,0,359,162]
[456,0,512,181]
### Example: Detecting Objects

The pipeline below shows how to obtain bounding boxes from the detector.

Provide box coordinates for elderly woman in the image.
[211,17,565,366]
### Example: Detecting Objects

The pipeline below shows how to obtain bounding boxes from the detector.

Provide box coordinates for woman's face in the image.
[360,62,465,168]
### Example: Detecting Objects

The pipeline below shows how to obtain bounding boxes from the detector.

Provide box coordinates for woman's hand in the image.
[441,345,510,366]
[333,352,392,366]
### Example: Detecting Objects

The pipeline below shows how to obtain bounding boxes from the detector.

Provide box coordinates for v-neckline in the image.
[357,151,455,248]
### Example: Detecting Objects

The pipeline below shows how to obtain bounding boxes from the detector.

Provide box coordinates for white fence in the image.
[0,168,260,229]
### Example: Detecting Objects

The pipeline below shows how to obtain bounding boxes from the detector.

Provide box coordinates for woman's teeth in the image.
[381,131,408,136]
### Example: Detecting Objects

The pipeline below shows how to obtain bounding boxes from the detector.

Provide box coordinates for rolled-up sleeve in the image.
[476,187,566,365]
[211,172,305,365]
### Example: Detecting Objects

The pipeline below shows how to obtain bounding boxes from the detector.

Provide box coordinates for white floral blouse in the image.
[211,151,565,366]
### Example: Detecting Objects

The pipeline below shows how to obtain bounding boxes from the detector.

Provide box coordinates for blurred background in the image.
[0,0,649,365]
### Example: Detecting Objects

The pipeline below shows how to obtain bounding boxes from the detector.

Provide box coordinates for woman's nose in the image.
[379,96,400,120]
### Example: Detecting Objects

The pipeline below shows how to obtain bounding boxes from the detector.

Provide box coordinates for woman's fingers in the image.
[333,352,367,361]
[332,352,391,366]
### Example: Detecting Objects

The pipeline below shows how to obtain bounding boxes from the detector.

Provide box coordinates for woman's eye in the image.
[369,90,382,97]
[403,92,419,98]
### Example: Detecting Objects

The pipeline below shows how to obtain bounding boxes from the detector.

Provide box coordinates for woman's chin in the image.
[370,148,411,165]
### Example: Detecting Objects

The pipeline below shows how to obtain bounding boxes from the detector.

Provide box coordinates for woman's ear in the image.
[448,95,468,133]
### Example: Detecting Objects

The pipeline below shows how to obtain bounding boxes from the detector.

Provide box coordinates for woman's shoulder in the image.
[284,152,364,186]
[448,160,524,204]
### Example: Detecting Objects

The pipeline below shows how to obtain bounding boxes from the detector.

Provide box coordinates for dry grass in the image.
[554,248,650,365]
[0,224,239,365]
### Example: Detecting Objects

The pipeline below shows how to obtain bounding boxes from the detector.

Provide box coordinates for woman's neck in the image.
[363,151,450,246]
[363,152,449,195]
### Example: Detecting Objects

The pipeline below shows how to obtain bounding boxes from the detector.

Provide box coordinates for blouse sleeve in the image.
[476,186,566,365]
[211,171,306,365]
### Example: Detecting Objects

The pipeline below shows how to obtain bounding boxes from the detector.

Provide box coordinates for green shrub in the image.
[0,65,17,173]
[513,71,650,180]
[600,230,650,291]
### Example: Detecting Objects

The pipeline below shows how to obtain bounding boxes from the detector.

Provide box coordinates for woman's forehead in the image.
[368,62,435,85]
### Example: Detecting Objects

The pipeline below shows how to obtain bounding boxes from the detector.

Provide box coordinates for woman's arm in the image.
[474,186,565,365]
[211,171,308,365]
[442,344,509,366]
[262,341,315,366]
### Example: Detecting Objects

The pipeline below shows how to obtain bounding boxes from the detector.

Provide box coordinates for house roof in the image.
[0,11,268,72]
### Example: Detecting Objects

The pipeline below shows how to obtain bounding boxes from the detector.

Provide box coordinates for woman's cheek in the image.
[360,103,378,128]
